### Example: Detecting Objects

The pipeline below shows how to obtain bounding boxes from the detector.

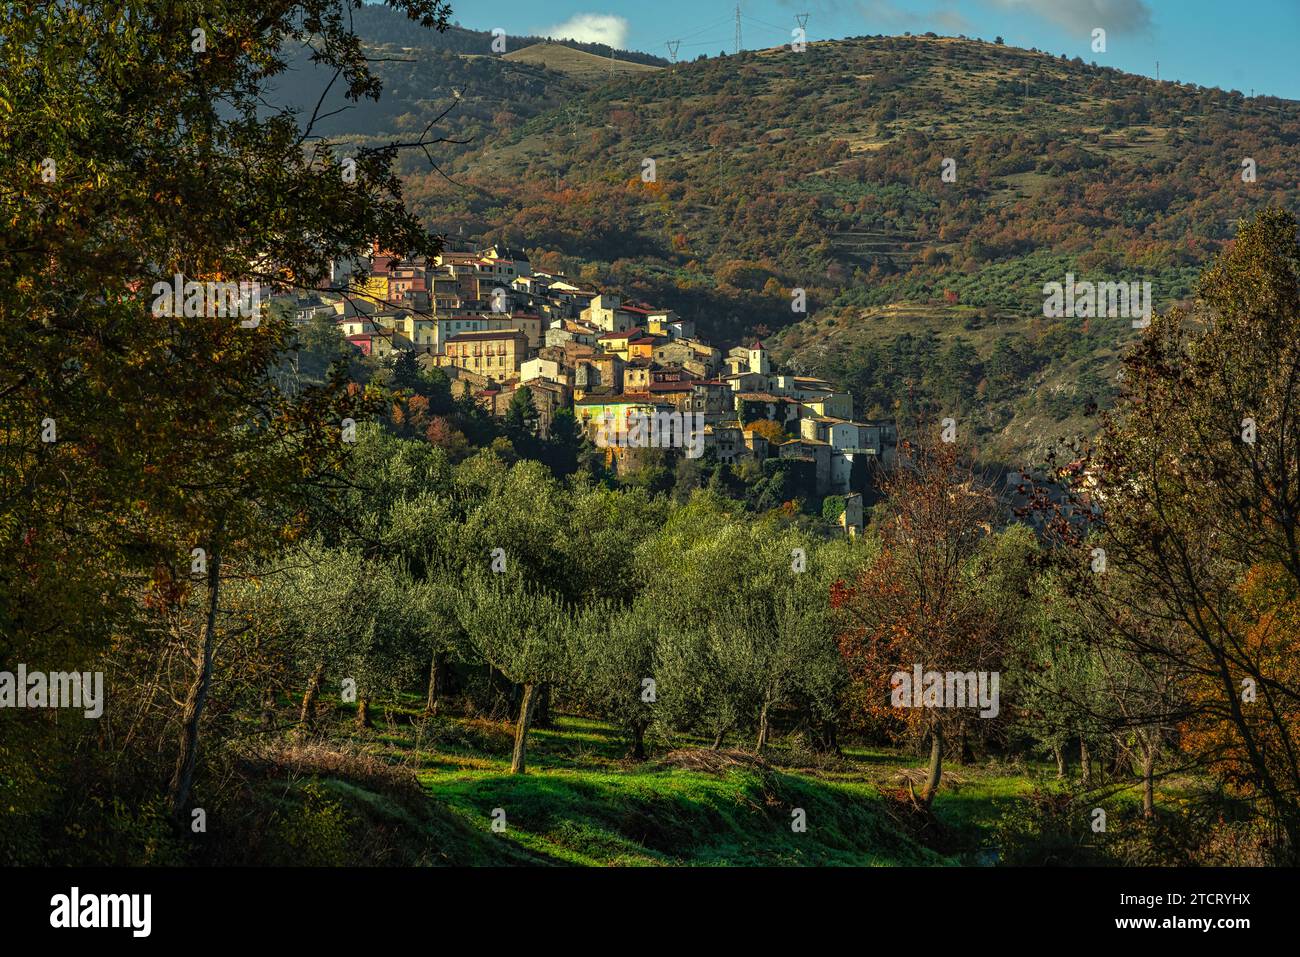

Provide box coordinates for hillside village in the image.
[276,242,897,515]
[14,0,1300,895]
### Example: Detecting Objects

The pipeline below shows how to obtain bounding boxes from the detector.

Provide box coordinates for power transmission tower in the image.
[667,40,680,66]
[735,2,741,55]
[796,12,809,31]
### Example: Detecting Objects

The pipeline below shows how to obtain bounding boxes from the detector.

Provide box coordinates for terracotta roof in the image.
[446,329,528,342]
[576,394,650,406]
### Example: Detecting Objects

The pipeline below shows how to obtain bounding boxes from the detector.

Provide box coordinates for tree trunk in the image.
[1142,749,1155,818]
[493,670,517,721]
[920,725,943,806]
[168,534,223,821]
[1053,744,1066,779]
[711,728,725,750]
[260,687,276,731]
[957,725,972,765]
[298,662,325,736]
[534,684,553,729]
[356,695,372,729]
[631,722,647,761]
[511,682,541,774]
[425,652,444,716]
[756,697,771,753]
[817,719,841,756]
[1080,738,1092,787]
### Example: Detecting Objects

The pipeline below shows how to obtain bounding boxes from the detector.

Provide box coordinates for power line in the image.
[659,14,733,46]
[743,13,791,32]
[661,5,816,60]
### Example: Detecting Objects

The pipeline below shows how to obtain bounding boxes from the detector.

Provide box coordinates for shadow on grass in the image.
[420,760,954,866]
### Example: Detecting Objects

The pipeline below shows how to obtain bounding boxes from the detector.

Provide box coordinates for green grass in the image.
[420,761,952,866]
[275,705,1092,866]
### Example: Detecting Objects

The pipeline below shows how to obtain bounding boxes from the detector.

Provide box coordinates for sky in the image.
[444,0,1300,100]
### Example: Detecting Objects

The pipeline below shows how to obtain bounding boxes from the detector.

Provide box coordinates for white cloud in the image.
[989,0,1152,35]
[542,13,630,50]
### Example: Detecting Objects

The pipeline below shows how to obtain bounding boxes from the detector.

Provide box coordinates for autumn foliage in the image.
[834,439,1002,803]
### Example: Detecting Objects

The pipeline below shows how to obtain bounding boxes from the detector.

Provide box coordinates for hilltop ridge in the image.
[333,29,1300,463]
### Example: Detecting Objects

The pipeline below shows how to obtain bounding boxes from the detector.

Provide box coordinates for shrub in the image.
[822,494,847,523]
[268,779,351,867]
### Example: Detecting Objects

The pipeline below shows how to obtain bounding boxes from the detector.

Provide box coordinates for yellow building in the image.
[442,329,529,378]
[597,328,641,361]
[801,392,855,420]
[382,314,439,351]
[510,311,544,349]
[574,395,654,456]
[627,333,659,362]
[337,315,380,338]
[347,273,389,314]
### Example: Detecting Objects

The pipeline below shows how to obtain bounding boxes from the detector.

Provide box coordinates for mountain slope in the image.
[331,29,1300,463]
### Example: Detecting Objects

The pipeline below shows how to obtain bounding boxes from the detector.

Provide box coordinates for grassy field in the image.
[502,42,661,80]
[262,701,1070,867]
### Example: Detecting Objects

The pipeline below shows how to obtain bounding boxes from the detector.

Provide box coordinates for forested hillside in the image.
[267,7,663,161]
[324,23,1300,463]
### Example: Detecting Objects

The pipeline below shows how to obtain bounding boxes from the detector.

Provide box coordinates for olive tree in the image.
[572,598,658,759]
[456,575,574,773]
